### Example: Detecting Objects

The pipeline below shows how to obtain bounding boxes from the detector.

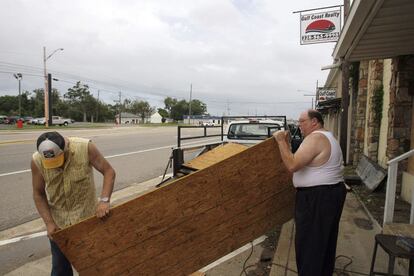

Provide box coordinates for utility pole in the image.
[226,100,230,116]
[315,80,319,109]
[13,73,22,118]
[119,91,122,125]
[43,46,63,128]
[302,94,314,109]
[188,84,192,124]
[43,47,48,127]
[48,74,52,126]
[96,90,100,123]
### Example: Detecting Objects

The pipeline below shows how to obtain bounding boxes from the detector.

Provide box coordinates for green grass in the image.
[0,123,114,131]
[0,122,200,131]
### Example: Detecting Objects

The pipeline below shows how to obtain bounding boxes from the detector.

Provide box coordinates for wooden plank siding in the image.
[52,138,295,275]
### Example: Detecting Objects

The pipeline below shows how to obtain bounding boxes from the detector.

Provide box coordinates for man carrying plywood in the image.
[274,109,346,276]
[31,131,116,276]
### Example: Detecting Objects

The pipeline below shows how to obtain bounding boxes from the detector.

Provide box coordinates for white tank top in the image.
[293,130,344,188]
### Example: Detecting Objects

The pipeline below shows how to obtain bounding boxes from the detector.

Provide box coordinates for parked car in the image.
[4,116,19,124]
[29,117,43,125]
[38,116,73,126]
[0,115,7,124]
[200,121,215,126]
[23,116,33,123]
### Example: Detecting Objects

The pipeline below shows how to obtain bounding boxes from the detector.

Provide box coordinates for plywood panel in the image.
[183,143,248,170]
[52,138,295,276]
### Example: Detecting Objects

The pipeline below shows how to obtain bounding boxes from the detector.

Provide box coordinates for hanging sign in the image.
[300,9,341,45]
[317,88,336,101]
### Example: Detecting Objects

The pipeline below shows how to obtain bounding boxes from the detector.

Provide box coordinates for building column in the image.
[387,55,414,197]
[365,59,384,162]
[352,60,369,167]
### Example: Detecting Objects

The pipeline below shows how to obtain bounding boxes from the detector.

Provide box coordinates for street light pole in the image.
[43,47,63,128]
[303,94,314,109]
[188,83,192,124]
[14,73,22,118]
[298,89,316,109]
[43,47,48,127]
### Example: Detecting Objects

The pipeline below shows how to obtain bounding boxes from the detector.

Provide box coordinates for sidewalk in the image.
[270,192,407,276]
[3,188,408,276]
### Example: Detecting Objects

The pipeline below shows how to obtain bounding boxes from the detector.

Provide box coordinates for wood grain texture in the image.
[183,143,248,170]
[52,138,295,276]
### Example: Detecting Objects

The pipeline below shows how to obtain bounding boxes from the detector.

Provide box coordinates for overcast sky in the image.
[0,0,341,119]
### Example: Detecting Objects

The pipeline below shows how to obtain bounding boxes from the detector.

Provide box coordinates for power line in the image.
[204,99,310,105]
[0,60,206,101]
[0,70,42,77]
[0,61,312,108]
[0,61,44,72]
[0,61,164,94]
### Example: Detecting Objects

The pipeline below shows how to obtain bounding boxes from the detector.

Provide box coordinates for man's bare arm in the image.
[273,131,320,173]
[31,160,60,238]
[88,142,116,218]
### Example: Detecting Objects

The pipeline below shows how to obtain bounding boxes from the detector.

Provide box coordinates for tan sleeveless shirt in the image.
[32,137,97,228]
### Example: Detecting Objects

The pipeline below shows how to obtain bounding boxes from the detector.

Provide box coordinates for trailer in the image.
[158,115,302,186]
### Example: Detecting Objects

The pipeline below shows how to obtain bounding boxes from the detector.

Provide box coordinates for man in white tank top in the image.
[273,109,346,276]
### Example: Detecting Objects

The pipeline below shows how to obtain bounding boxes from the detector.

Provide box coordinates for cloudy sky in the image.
[0,0,341,119]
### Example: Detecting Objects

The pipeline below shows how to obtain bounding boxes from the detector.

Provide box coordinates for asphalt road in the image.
[0,125,278,276]
[0,125,222,231]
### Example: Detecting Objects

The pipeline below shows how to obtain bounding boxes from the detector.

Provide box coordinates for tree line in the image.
[0,82,208,122]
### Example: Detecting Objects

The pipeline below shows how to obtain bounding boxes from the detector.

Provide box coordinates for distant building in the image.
[149,112,163,124]
[115,112,140,124]
[182,115,222,125]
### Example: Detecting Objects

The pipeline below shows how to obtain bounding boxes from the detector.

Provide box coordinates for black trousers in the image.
[294,183,347,276]
[50,239,73,276]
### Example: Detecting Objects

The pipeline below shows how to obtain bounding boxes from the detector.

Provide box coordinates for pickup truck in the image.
[224,118,285,144]
[158,115,302,186]
[38,116,73,126]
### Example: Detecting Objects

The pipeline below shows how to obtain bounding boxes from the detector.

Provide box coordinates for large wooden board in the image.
[52,138,295,276]
[183,143,248,170]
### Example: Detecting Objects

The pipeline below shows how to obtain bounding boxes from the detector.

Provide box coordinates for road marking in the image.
[0,138,219,177]
[0,231,47,246]
[0,139,34,145]
[0,169,31,177]
[105,145,173,159]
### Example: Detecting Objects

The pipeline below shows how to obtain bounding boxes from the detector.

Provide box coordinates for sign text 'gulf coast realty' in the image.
[300,9,341,45]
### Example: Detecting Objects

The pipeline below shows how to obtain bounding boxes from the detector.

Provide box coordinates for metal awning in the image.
[333,0,414,61]
[316,98,342,113]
